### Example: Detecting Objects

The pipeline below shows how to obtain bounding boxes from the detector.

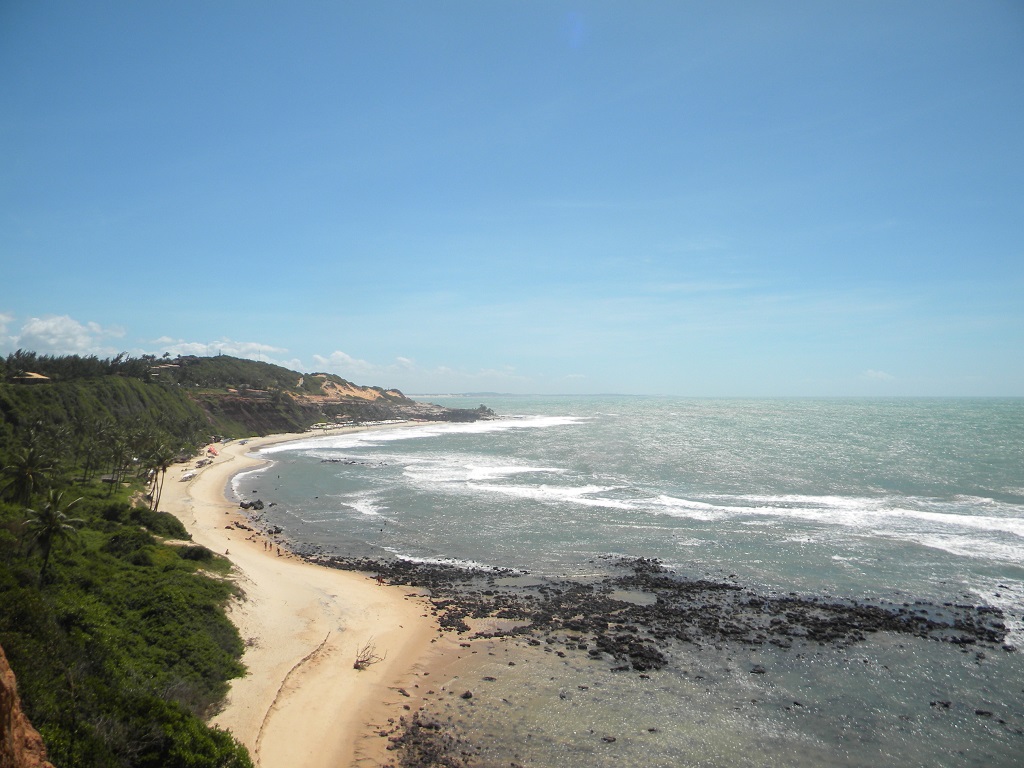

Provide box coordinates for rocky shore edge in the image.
[288,553,1016,766]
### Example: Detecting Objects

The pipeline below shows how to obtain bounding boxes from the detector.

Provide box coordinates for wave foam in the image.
[381,548,507,572]
[646,492,1024,538]
[467,482,636,509]
[404,462,565,484]
[341,491,385,517]
[230,465,274,498]
[260,415,586,455]
[967,577,1024,649]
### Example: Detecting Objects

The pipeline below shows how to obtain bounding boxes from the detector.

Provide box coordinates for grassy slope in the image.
[0,489,253,767]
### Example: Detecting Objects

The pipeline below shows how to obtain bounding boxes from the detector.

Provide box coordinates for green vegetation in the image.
[0,349,476,765]
[0,486,252,766]
[0,373,210,455]
[0,353,254,767]
[23,489,84,580]
[1,350,441,444]
[167,355,309,391]
[1,350,154,382]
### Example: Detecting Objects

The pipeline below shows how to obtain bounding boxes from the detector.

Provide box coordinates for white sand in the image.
[160,428,444,767]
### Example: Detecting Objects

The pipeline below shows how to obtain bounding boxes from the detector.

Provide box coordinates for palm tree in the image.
[104,430,130,497]
[127,423,159,480]
[147,444,175,512]
[0,444,55,506]
[24,489,83,580]
[79,418,114,483]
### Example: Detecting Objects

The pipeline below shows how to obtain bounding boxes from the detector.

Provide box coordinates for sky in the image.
[2,1,1022,396]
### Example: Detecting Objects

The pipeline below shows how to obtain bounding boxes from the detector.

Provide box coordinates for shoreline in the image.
[161,424,452,768]
[160,423,1021,767]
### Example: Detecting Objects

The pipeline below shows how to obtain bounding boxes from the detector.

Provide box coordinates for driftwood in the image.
[353,638,386,670]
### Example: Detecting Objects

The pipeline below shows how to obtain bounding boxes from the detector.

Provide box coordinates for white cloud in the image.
[862,369,895,381]
[9,314,125,356]
[155,337,290,363]
[311,350,380,377]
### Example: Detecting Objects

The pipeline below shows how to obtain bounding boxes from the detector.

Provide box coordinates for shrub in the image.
[102,528,156,559]
[130,507,190,539]
[179,545,214,562]
[128,549,155,567]
[100,501,131,523]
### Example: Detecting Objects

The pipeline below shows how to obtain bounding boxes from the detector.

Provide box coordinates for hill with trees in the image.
[1,351,492,443]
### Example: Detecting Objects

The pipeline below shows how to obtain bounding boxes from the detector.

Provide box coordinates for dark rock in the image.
[346,553,1012,768]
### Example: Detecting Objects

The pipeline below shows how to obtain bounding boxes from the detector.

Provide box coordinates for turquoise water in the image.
[236,397,1024,765]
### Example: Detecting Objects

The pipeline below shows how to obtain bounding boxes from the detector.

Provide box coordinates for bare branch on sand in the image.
[353,638,386,670]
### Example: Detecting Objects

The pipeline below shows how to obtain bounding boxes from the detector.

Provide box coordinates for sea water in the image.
[235,397,1024,766]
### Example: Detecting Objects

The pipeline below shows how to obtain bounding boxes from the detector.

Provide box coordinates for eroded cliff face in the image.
[192,388,494,436]
[0,645,53,768]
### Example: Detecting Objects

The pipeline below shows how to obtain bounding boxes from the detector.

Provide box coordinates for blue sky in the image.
[2,2,1022,395]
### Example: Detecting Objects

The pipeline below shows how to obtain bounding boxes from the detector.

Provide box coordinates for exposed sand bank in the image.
[160,427,448,767]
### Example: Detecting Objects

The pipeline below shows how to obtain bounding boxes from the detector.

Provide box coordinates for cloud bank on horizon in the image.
[1,2,1022,396]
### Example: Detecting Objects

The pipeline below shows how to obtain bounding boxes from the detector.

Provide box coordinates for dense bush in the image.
[102,527,156,559]
[0,456,252,766]
[171,355,305,391]
[0,492,252,766]
[3,351,153,382]
[179,544,215,562]
[0,375,209,444]
[130,507,190,539]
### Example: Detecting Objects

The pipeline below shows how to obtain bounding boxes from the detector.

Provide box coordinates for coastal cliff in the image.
[1,352,494,442]
[159,355,493,435]
[0,645,53,768]
[188,369,493,436]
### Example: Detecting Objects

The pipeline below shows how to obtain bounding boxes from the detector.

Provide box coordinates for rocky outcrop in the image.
[0,644,54,768]
[392,402,495,423]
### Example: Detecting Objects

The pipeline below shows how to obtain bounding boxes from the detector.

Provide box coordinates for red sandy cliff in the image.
[0,644,53,768]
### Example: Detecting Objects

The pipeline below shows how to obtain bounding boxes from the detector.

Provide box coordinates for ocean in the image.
[235,397,1024,766]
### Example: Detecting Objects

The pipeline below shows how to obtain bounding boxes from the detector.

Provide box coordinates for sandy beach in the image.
[160,427,445,768]
[136,409,1024,768]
